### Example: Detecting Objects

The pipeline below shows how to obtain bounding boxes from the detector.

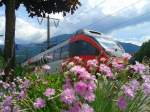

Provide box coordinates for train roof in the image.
[50,29,104,46]
[46,29,118,49]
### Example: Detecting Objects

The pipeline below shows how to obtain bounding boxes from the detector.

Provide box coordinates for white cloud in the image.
[0,16,48,44]
[0,16,5,33]
[1,0,150,45]
[101,0,148,16]
[54,0,150,35]
[0,39,3,44]
[110,21,150,45]
[16,18,46,43]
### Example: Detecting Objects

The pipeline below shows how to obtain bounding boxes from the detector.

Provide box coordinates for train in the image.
[22,29,125,72]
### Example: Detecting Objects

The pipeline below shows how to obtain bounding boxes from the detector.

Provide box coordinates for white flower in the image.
[42,65,51,70]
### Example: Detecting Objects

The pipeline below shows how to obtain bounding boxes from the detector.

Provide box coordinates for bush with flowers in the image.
[0,53,150,112]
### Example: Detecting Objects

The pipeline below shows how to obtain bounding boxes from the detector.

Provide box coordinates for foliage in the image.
[0,69,64,112]
[134,40,150,62]
[0,55,5,69]
[20,72,64,112]
[0,0,81,17]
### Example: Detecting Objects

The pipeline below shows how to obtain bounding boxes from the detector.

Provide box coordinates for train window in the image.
[70,40,99,56]
[53,48,61,61]
[61,45,69,59]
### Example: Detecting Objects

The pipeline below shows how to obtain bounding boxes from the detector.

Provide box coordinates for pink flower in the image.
[130,61,146,74]
[44,88,55,97]
[69,103,81,112]
[2,106,11,112]
[42,65,51,71]
[2,82,10,89]
[2,96,13,112]
[81,104,94,112]
[99,64,113,78]
[117,96,127,110]
[61,89,76,105]
[122,80,139,99]
[33,98,45,109]
[130,80,139,91]
[142,75,150,83]
[22,79,30,89]
[143,82,150,96]
[70,66,91,80]
[63,78,72,89]
[100,57,107,62]
[87,81,97,92]
[70,66,86,75]
[123,85,135,98]
[123,53,132,60]
[18,90,26,99]
[87,59,98,68]
[112,59,124,71]
[84,92,95,102]
[74,56,82,61]
[3,96,13,107]
[75,81,87,96]
[78,71,91,80]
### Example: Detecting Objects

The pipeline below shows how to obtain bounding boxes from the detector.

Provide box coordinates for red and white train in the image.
[22,29,125,71]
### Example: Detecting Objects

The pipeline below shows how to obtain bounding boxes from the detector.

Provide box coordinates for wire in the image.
[105,10,150,33]
[61,0,106,27]
[82,0,142,29]
[62,0,142,34]
[81,0,106,14]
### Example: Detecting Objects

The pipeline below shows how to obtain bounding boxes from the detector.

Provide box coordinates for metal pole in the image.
[47,16,50,49]
[46,17,59,49]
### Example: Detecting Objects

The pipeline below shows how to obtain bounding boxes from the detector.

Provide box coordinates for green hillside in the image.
[134,40,150,62]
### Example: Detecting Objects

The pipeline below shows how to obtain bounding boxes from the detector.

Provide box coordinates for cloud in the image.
[0,16,48,44]
[110,21,150,45]
[53,0,150,45]
[16,18,47,43]
[101,0,148,16]
[89,11,150,33]
[1,0,150,45]
[0,39,3,44]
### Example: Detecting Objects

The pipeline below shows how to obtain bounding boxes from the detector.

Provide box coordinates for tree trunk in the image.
[3,0,16,82]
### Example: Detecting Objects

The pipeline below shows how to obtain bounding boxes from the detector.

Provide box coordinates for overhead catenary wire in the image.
[82,0,142,29]
[80,0,106,14]
[61,0,143,34]
[60,0,106,27]
[105,10,150,32]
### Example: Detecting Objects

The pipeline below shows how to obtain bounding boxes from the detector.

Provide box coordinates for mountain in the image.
[15,34,73,63]
[0,34,140,63]
[119,42,140,54]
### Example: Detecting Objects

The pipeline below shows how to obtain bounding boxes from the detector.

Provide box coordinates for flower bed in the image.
[0,54,150,112]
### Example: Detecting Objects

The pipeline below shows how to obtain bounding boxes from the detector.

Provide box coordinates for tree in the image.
[0,0,81,81]
[134,40,150,62]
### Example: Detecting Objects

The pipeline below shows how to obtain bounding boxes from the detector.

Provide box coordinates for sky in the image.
[0,0,150,45]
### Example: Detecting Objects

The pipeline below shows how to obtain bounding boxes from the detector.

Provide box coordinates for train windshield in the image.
[96,37,125,57]
[97,38,119,49]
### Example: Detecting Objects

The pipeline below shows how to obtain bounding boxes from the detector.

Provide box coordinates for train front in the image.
[95,36,125,58]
